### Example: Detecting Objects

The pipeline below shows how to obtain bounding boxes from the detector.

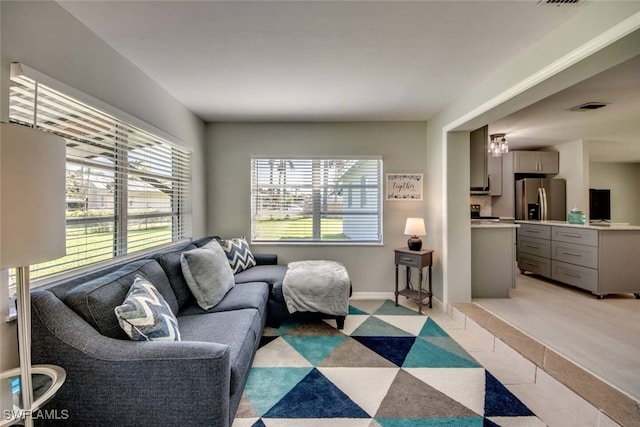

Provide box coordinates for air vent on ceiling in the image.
[568,102,609,112]
[538,0,583,5]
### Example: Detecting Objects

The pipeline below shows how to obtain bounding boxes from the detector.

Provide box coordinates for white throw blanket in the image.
[282,260,350,316]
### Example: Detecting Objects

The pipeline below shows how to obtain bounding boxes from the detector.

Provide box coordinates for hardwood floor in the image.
[473,272,640,402]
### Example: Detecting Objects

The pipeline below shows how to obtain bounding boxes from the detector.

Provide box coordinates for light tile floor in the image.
[393,297,624,427]
[473,273,640,402]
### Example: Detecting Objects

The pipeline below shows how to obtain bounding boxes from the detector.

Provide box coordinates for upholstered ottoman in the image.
[268,260,351,329]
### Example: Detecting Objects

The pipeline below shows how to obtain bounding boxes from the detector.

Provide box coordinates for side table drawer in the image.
[395,252,420,268]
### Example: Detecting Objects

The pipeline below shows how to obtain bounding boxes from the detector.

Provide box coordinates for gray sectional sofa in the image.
[30,236,287,427]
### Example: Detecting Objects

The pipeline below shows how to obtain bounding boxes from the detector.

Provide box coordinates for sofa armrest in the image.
[31,290,232,427]
[254,253,278,265]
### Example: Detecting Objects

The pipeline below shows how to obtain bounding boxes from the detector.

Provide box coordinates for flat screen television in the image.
[589,188,611,222]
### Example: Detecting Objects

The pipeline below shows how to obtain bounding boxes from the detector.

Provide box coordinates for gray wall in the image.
[206,122,427,296]
[0,1,206,370]
[590,162,640,225]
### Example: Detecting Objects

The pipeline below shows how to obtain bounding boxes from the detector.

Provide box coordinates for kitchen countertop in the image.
[515,220,640,231]
[471,221,519,229]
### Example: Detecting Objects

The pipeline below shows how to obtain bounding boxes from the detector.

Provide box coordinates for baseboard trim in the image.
[351,292,395,300]
[351,292,445,313]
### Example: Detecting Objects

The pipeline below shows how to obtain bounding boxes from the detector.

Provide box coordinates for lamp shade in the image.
[404,217,426,236]
[1,123,67,268]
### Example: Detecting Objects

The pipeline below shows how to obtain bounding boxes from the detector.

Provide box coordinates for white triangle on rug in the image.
[231,417,259,427]
[348,299,386,314]
[488,416,546,427]
[262,419,373,427]
[374,315,428,336]
[338,314,370,336]
[252,337,312,368]
[404,367,486,415]
[318,367,399,417]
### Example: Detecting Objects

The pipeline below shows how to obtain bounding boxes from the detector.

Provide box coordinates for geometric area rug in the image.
[233,300,545,427]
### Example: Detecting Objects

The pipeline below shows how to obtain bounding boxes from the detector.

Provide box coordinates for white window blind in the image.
[8,74,192,291]
[251,157,383,243]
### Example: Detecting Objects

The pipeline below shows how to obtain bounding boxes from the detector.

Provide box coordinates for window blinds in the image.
[8,74,192,286]
[250,157,382,243]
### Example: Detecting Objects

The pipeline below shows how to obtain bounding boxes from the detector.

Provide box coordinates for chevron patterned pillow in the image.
[217,237,257,274]
[114,276,181,341]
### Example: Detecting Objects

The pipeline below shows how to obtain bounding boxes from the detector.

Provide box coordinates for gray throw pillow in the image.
[181,240,235,310]
[114,275,181,341]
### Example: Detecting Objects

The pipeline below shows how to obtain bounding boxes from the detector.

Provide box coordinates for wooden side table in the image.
[394,247,433,314]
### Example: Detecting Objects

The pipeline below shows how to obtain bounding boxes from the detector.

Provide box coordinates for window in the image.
[7,74,192,292]
[251,157,382,243]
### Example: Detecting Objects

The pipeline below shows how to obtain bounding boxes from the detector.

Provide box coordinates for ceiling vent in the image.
[538,0,583,5]
[568,102,609,112]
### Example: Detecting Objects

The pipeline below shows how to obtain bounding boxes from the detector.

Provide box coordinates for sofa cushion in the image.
[233,265,288,289]
[181,240,235,310]
[154,243,197,310]
[114,276,181,341]
[63,259,177,339]
[178,308,262,394]
[179,282,269,319]
[216,237,257,274]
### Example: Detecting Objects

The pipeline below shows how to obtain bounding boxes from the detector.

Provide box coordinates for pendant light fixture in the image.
[489,133,509,157]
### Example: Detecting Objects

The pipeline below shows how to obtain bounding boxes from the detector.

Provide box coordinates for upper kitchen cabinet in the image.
[488,155,502,196]
[513,151,559,174]
[470,125,489,194]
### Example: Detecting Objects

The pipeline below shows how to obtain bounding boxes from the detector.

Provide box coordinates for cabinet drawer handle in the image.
[559,233,582,238]
[525,244,540,249]
[524,261,539,267]
[526,230,540,234]
[560,251,581,257]
[559,268,581,279]
[399,256,414,263]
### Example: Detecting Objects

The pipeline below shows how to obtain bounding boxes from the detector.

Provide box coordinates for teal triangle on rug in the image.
[235,300,544,426]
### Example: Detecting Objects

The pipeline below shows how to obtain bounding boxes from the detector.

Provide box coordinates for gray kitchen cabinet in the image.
[470,125,489,193]
[488,155,502,196]
[516,222,640,298]
[513,151,559,174]
[472,225,517,298]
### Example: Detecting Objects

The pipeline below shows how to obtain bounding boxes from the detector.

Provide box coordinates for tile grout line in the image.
[448,303,638,427]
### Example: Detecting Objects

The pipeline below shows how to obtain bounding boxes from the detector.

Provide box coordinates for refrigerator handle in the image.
[539,187,548,220]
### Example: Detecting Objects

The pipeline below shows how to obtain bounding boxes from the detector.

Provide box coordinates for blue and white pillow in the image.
[114,276,181,341]
[216,237,257,274]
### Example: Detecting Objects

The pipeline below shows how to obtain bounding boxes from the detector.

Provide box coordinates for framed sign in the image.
[386,173,423,201]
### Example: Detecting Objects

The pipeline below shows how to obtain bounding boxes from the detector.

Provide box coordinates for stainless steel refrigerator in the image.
[516,178,566,220]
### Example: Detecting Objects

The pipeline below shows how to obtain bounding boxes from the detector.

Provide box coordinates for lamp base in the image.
[407,236,422,251]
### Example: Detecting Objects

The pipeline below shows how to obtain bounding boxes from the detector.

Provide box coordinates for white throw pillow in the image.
[180,240,235,310]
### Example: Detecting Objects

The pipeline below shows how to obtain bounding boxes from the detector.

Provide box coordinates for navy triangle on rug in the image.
[233,299,543,427]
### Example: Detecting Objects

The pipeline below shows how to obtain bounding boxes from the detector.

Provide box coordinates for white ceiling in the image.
[489,54,640,162]
[58,0,581,122]
[56,1,638,162]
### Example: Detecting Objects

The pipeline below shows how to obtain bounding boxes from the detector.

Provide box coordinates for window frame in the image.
[250,156,384,245]
[6,71,192,295]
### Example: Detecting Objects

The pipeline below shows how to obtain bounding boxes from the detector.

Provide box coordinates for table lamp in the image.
[1,122,66,426]
[404,217,426,251]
